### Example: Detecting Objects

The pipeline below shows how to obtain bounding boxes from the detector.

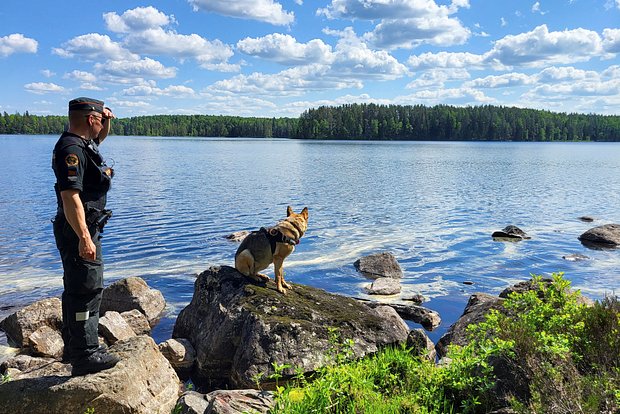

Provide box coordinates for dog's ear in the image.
[301,207,309,219]
[286,206,294,217]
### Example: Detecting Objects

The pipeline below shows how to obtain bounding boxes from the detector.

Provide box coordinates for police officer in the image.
[52,97,119,376]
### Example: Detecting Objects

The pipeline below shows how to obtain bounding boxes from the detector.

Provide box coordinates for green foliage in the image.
[271,273,620,414]
[0,372,11,385]
[295,103,620,141]
[3,104,620,141]
[83,408,95,414]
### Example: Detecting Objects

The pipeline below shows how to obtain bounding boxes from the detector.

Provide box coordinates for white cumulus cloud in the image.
[0,33,38,57]
[123,28,234,67]
[24,82,65,94]
[104,6,173,33]
[365,15,470,49]
[209,64,362,97]
[465,73,535,88]
[94,57,177,79]
[485,25,604,67]
[53,33,138,61]
[318,0,462,20]
[318,0,470,49]
[603,28,620,53]
[188,0,294,25]
[237,34,333,65]
[121,84,196,97]
[407,51,485,70]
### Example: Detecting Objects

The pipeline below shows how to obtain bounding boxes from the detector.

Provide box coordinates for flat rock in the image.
[578,224,620,248]
[366,277,401,295]
[0,336,180,414]
[0,297,62,348]
[360,300,441,331]
[578,216,595,222]
[100,277,166,324]
[206,389,274,414]
[173,266,409,389]
[354,252,403,279]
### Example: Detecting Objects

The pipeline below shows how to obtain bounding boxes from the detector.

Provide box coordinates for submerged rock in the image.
[354,252,404,279]
[173,266,409,389]
[562,253,590,262]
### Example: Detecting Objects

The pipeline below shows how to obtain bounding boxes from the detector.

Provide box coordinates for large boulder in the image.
[100,277,166,324]
[354,252,403,279]
[578,224,620,248]
[0,335,180,414]
[173,266,410,389]
[0,298,62,348]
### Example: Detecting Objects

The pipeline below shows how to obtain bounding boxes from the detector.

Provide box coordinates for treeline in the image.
[0,112,297,138]
[2,104,620,141]
[295,104,620,141]
[112,115,298,138]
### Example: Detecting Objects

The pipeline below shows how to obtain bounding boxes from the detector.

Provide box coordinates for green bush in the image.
[270,273,620,414]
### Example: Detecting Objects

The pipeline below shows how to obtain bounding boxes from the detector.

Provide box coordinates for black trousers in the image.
[53,217,103,358]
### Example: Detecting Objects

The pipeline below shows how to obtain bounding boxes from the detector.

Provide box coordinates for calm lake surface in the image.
[1,135,620,347]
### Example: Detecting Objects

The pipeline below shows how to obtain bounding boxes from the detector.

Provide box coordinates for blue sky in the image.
[1,0,619,118]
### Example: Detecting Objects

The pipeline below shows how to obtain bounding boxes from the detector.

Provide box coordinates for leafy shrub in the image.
[271,273,620,414]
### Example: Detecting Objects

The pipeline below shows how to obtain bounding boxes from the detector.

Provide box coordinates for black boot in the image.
[71,349,120,376]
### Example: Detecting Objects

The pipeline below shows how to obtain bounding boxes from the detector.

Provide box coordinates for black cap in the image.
[68,97,104,113]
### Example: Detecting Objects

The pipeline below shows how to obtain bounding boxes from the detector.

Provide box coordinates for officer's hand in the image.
[79,237,97,261]
[102,107,115,120]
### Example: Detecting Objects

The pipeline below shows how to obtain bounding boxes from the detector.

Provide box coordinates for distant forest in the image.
[2,104,620,141]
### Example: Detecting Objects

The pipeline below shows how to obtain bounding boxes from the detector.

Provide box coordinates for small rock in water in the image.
[578,216,595,222]
[492,225,531,241]
[463,281,474,285]
[403,293,425,304]
[225,230,250,242]
[562,254,590,262]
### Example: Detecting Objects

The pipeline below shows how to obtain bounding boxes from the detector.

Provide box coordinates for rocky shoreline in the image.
[0,222,618,413]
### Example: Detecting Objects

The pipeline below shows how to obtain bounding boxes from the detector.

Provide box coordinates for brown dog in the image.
[235,206,308,294]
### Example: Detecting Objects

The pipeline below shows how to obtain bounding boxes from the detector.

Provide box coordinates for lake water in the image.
[1,135,620,348]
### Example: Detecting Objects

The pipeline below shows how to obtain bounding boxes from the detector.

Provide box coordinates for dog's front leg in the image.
[273,258,289,294]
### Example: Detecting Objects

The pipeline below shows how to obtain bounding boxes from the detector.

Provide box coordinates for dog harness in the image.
[259,227,297,254]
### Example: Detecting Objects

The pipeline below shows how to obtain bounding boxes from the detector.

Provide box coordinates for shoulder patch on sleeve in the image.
[65,154,79,167]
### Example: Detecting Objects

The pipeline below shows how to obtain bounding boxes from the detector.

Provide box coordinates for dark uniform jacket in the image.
[52,132,112,218]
